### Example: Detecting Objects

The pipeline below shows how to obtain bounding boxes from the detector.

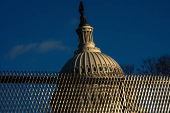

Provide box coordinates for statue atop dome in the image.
[79,1,84,14]
[78,1,89,27]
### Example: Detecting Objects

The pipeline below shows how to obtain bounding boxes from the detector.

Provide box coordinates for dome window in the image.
[104,67,107,71]
[110,67,112,71]
[93,67,96,72]
[99,67,103,71]
[82,68,85,73]
[88,68,91,72]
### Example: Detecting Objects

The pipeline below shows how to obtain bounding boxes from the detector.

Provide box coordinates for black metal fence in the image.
[0,71,58,112]
[0,71,169,112]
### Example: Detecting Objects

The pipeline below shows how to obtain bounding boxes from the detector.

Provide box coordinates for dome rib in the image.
[84,52,87,73]
[95,52,105,65]
[79,52,84,73]
[74,53,81,70]
[97,52,107,66]
[87,52,92,73]
[94,52,102,65]
[94,52,103,74]
[90,52,99,74]
[104,54,112,66]
[100,53,111,66]
[60,52,124,76]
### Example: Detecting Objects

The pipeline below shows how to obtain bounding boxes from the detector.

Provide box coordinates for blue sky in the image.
[0,0,170,72]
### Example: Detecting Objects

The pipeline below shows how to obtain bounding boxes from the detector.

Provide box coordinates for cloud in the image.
[71,18,79,25]
[38,40,69,53]
[6,40,70,59]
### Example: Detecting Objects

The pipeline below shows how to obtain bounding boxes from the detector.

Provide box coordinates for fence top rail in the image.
[0,71,169,83]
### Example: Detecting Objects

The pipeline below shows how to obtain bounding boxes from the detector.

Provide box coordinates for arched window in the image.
[93,67,96,72]
[99,67,103,71]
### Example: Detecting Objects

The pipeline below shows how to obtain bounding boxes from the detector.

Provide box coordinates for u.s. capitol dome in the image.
[60,5,124,77]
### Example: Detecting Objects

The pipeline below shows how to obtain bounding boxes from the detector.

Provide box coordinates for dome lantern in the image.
[75,1,101,55]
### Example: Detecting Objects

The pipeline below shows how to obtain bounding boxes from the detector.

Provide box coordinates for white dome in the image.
[60,52,124,76]
[60,15,124,77]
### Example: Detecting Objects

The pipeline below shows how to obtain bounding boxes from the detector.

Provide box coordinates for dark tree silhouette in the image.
[121,64,134,75]
[156,54,170,75]
[137,54,170,75]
